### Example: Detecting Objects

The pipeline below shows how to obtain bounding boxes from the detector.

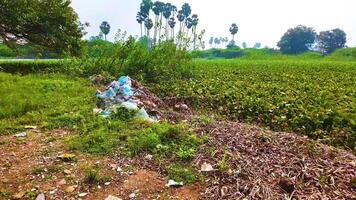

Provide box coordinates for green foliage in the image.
[277,25,316,54]
[0,73,95,135]
[0,60,70,74]
[0,0,85,56]
[166,164,198,184]
[84,167,110,184]
[0,44,16,57]
[150,59,356,151]
[328,48,356,61]
[77,36,191,82]
[318,29,346,55]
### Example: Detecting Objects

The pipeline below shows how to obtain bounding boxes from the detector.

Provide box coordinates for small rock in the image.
[200,162,214,172]
[116,166,122,172]
[128,171,133,175]
[65,186,75,193]
[64,169,71,174]
[58,178,66,185]
[78,193,88,197]
[105,195,122,200]
[12,191,26,199]
[104,182,111,186]
[144,154,153,160]
[97,185,102,189]
[35,193,45,200]
[31,188,37,191]
[14,132,27,138]
[49,189,57,195]
[129,193,136,199]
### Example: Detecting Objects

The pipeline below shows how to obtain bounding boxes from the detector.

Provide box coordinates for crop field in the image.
[151,59,356,150]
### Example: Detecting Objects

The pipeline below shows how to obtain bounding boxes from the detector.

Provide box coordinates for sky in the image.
[71,0,356,48]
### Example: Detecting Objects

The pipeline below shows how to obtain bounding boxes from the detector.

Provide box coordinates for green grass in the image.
[0,72,95,135]
[150,59,356,150]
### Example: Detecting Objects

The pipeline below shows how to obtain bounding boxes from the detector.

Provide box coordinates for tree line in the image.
[277,25,347,55]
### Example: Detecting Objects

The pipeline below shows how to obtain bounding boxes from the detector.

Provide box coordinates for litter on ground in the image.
[95,76,157,122]
[166,179,184,187]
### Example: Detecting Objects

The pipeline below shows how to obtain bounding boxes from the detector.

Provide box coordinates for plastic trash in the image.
[118,76,131,87]
[166,179,183,187]
[121,101,138,110]
[96,87,116,99]
[101,109,111,118]
[137,107,149,119]
[120,85,134,99]
[15,132,27,137]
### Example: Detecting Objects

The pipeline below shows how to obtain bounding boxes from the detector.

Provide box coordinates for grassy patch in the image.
[0,72,95,135]
[166,164,199,184]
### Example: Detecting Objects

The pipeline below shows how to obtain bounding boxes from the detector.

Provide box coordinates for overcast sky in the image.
[71,0,356,48]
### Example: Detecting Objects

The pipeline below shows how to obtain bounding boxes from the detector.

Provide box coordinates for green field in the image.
[150,59,356,149]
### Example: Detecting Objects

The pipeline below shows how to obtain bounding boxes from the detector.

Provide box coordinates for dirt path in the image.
[0,128,200,200]
[1,121,355,200]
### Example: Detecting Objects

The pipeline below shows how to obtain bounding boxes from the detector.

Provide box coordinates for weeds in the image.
[166,164,199,184]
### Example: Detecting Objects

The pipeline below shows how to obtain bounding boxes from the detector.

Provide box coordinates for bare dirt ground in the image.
[1,120,355,200]
[0,128,200,200]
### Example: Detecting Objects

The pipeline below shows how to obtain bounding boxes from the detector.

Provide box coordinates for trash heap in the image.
[94,76,157,122]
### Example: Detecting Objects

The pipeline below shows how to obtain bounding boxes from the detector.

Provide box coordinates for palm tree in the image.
[136,12,145,38]
[191,14,199,49]
[168,17,176,40]
[209,37,214,48]
[181,3,191,34]
[163,3,172,40]
[177,10,185,35]
[152,1,164,44]
[145,18,153,38]
[229,23,238,41]
[185,17,193,38]
[100,21,110,41]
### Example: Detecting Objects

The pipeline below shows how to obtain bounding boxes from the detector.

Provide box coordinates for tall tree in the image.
[191,14,199,49]
[0,0,85,55]
[163,3,173,40]
[136,12,145,38]
[145,18,153,38]
[209,37,214,48]
[277,25,316,54]
[168,17,176,40]
[152,1,164,44]
[181,3,192,34]
[253,42,261,49]
[185,17,193,38]
[229,23,238,41]
[100,21,111,41]
[317,28,346,54]
[242,42,247,49]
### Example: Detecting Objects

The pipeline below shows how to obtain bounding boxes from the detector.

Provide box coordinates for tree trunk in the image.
[166,19,169,40]
[158,14,163,44]
[140,24,143,38]
[154,15,158,44]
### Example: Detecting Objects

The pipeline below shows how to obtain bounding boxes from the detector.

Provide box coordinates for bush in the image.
[76,36,192,82]
[0,60,68,74]
[0,44,16,57]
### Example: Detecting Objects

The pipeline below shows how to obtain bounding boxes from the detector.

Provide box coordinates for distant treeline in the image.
[193,47,356,61]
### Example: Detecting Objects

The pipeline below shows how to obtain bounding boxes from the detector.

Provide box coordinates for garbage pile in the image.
[94,76,158,122]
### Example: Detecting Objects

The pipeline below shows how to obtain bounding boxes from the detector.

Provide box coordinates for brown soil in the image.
[0,128,201,200]
[194,121,356,199]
